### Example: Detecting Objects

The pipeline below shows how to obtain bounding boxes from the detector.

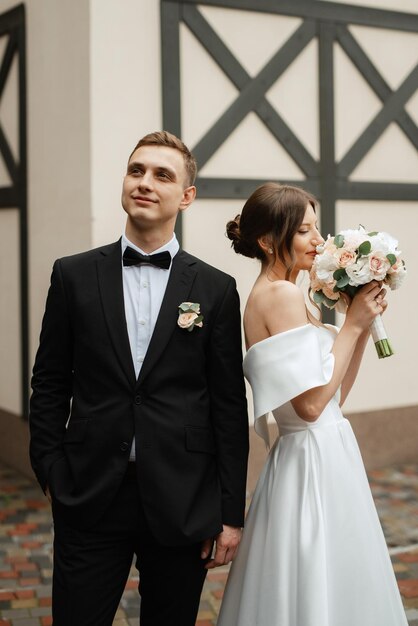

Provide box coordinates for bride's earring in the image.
[268,248,273,254]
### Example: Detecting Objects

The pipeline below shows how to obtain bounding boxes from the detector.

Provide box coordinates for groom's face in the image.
[121,144,196,231]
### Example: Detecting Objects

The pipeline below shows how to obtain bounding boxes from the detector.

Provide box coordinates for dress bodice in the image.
[243,324,341,445]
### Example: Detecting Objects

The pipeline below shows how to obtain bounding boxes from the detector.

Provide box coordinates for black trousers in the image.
[51,464,209,626]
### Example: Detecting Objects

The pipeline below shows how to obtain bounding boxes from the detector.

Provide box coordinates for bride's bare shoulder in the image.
[248,279,304,308]
[245,280,308,341]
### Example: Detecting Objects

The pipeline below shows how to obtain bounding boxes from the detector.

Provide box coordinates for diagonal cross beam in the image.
[337,49,418,176]
[0,122,17,183]
[183,5,318,177]
[0,31,16,98]
[188,16,317,173]
[0,31,18,183]
[337,25,418,154]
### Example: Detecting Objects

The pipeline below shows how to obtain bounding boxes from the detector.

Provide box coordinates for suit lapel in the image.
[136,250,197,386]
[96,239,137,387]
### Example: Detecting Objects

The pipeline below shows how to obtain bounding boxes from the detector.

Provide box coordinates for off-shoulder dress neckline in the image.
[245,322,336,357]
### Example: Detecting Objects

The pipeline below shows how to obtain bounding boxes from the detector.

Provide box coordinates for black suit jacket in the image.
[29,240,249,546]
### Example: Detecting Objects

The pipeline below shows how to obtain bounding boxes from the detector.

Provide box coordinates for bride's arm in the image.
[263,281,386,422]
[338,329,369,406]
[339,287,387,406]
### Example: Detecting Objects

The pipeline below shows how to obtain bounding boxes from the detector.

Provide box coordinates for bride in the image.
[217,183,407,626]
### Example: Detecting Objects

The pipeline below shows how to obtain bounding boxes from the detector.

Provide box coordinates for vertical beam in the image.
[17,5,28,415]
[318,22,336,324]
[160,0,183,242]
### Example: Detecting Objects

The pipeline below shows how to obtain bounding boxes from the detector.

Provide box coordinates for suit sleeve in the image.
[29,260,73,491]
[208,277,249,528]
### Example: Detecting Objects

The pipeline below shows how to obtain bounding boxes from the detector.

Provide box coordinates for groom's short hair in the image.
[129,131,197,187]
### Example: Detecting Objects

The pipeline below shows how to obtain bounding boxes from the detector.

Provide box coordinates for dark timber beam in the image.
[338,64,418,177]
[191,20,317,169]
[166,0,418,33]
[337,26,418,152]
[161,0,418,329]
[183,5,319,177]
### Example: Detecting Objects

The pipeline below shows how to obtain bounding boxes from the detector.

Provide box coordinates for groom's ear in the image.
[179,185,196,212]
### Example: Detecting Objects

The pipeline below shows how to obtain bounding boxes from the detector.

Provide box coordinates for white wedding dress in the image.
[217,324,407,626]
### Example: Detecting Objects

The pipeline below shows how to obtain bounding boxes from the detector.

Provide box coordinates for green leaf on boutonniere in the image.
[334,234,344,248]
[386,254,396,266]
[368,231,378,236]
[179,301,201,313]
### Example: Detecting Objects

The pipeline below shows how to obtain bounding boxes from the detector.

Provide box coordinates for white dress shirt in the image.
[121,233,179,460]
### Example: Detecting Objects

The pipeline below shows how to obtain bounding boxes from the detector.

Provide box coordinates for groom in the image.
[29,131,249,625]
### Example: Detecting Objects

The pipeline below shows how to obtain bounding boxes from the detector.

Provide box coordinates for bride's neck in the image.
[260,262,299,283]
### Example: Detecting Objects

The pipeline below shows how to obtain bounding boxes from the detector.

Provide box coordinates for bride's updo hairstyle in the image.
[226,182,317,276]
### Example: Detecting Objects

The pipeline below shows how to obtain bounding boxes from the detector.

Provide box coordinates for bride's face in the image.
[291,203,323,271]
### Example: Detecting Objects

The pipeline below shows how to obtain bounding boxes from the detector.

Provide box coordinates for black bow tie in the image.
[123,246,172,270]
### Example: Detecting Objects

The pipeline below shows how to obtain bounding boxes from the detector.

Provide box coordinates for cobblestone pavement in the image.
[1,462,417,625]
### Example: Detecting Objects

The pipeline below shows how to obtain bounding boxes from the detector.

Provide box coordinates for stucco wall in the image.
[0,0,416,429]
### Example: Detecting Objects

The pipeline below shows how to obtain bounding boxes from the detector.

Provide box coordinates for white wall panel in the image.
[267,39,319,160]
[350,123,418,182]
[180,22,239,149]
[199,6,301,78]
[336,200,417,412]
[0,210,20,413]
[90,0,162,247]
[199,112,305,179]
[334,43,382,162]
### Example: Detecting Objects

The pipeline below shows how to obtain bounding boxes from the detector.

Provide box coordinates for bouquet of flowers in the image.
[310,226,406,358]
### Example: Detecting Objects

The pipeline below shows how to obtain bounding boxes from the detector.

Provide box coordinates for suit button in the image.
[120,441,129,452]
[134,394,142,405]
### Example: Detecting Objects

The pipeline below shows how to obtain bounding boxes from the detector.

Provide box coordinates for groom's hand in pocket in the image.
[202,525,242,569]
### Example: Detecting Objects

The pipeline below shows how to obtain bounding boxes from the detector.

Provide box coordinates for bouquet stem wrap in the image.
[370,315,393,359]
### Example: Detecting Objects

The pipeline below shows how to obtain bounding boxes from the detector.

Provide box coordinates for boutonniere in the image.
[178,302,204,332]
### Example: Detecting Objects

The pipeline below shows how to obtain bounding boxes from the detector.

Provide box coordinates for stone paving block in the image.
[0,592,14,601]
[34,587,52,599]
[29,557,50,569]
[405,598,418,609]
[19,577,41,587]
[15,591,35,600]
[399,580,418,599]
[11,599,38,609]
[30,607,52,617]
[0,577,19,586]
[6,617,40,626]
[1,608,30,619]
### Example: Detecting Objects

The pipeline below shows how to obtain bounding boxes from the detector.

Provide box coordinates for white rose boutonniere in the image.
[178,302,204,332]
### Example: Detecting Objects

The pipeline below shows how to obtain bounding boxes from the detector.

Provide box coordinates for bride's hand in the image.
[344,281,388,332]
